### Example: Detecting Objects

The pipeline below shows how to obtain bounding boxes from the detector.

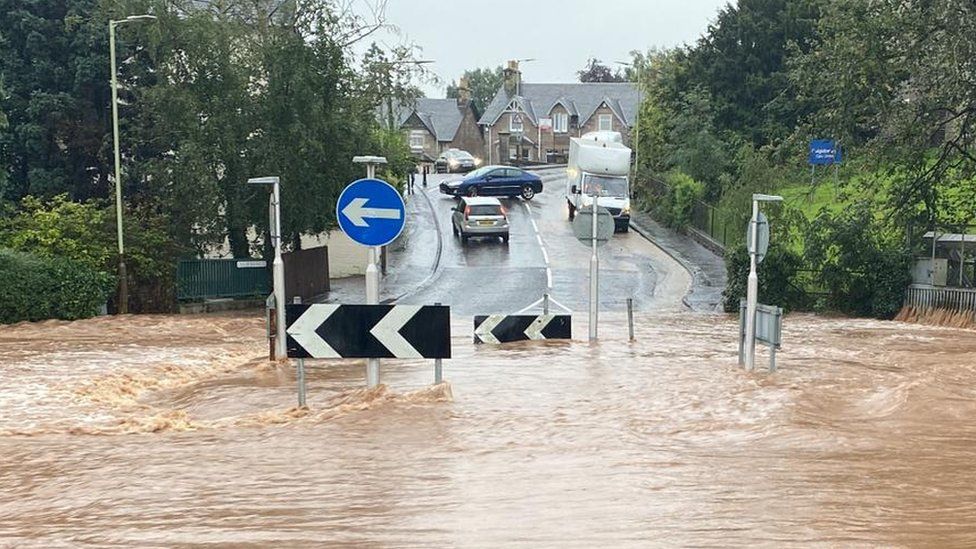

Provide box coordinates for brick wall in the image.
[579,104,632,145]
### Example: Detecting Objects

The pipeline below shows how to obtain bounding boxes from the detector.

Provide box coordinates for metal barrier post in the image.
[293,296,306,407]
[434,302,443,384]
[627,298,635,341]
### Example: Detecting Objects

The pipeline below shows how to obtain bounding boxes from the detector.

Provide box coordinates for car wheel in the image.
[520,185,535,200]
[467,186,478,197]
[461,234,469,244]
[452,223,458,236]
[568,202,576,220]
[502,234,509,244]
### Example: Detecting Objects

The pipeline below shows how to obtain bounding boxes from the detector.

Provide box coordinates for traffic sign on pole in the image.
[336,178,405,247]
[746,212,770,264]
[572,205,614,246]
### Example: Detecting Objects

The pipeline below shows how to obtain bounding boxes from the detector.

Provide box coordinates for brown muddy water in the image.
[2,312,976,547]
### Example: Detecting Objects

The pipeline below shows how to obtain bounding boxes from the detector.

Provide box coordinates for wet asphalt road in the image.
[386,171,690,316]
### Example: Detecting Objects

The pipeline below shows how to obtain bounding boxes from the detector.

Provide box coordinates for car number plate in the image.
[478,220,493,226]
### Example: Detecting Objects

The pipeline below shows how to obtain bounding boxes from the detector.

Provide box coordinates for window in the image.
[510,113,523,132]
[554,113,568,133]
[409,131,425,150]
[598,114,613,131]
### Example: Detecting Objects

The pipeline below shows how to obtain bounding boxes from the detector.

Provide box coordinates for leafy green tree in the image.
[446,65,504,116]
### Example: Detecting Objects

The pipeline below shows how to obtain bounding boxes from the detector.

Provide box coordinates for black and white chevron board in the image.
[473,314,572,344]
[286,304,451,359]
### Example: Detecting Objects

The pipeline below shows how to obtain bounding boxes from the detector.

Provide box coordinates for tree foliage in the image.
[576,58,624,83]
[446,65,504,116]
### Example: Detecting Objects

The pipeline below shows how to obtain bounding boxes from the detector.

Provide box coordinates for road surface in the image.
[382,170,690,316]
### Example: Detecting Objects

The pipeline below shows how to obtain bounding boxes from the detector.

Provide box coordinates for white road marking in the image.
[523,202,553,292]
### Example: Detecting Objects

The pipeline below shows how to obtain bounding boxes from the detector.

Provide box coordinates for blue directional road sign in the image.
[336,178,406,247]
[809,139,842,165]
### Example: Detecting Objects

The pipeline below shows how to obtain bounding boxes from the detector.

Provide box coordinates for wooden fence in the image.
[283,246,330,302]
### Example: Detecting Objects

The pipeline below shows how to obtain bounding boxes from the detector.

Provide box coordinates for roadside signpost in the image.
[287,304,451,359]
[738,300,782,372]
[573,203,613,340]
[343,156,406,389]
[474,314,571,344]
[746,212,770,264]
[809,139,842,185]
[744,194,783,371]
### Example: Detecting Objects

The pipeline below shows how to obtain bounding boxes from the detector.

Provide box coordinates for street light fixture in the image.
[109,13,156,314]
[744,193,783,371]
[616,60,641,177]
[248,176,286,360]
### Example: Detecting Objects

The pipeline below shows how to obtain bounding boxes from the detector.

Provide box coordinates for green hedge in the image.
[0,249,113,323]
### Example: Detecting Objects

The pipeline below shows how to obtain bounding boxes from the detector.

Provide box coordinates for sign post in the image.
[572,203,613,340]
[344,156,404,388]
[248,176,286,359]
[744,194,782,371]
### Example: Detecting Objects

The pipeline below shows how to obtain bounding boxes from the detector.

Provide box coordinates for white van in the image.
[565,131,632,232]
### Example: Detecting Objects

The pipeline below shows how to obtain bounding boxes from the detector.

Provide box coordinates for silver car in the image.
[451,197,509,244]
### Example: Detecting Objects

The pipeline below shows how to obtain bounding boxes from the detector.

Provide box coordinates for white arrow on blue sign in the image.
[336,178,405,247]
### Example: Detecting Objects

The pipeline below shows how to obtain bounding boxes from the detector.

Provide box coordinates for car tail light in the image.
[500,206,507,216]
[464,206,471,219]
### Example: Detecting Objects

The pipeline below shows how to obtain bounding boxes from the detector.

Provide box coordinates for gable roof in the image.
[478,82,639,127]
[391,98,466,142]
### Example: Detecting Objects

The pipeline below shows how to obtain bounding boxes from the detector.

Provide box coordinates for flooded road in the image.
[2,312,976,546]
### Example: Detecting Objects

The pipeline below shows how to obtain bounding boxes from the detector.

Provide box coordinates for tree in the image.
[446,65,504,116]
[576,58,624,83]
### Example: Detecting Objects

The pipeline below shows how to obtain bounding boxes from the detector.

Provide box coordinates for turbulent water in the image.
[2,311,976,546]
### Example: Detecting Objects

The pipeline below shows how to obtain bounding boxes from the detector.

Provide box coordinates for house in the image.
[478,60,639,165]
[392,88,484,163]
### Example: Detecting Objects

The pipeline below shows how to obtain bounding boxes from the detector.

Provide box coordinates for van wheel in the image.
[520,185,535,200]
[568,202,576,220]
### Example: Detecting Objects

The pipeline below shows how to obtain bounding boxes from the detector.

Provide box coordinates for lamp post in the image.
[744,193,783,371]
[616,60,642,175]
[353,155,388,388]
[109,13,156,314]
[248,176,286,360]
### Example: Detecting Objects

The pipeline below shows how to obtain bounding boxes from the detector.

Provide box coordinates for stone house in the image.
[478,60,639,165]
[393,93,485,163]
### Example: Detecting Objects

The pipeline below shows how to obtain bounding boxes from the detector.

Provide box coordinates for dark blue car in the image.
[439,165,543,200]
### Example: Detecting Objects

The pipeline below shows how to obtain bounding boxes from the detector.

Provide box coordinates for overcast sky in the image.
[352,0,732,97]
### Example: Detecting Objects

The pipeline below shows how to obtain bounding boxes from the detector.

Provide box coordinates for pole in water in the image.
[543,293,550,315]
[627,298,635,342]
[366,246,381,388]
[589,202,599,341]
[434,301,443,384]
[292,296,307,407]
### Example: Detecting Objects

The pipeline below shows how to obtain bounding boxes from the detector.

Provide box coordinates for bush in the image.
[0,249,113,323]
[722,245,808,313]
[803,204,912,319]
[645,171,705,229]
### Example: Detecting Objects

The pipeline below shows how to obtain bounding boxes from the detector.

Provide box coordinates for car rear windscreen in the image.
[468,205,501,216]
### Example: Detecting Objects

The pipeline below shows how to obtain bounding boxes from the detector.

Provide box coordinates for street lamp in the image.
[248,176,286,359]
[744,193,783,371]
[616,60,641,176]
[109,13,156,314]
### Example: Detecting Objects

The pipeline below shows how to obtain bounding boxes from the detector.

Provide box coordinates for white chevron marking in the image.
[474,315,505,344]
[370,305,423,358]
[286,304,341,358]
[524,314,555,341]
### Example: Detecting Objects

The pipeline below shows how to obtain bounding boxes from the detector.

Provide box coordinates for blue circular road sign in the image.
[336,178,406,247]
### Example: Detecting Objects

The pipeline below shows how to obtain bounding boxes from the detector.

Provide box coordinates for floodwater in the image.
[2,312,976,547]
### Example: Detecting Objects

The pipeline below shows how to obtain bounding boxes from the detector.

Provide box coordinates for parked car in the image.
[435,149,479,173]
[451,197,509,244]
[439,165,543,200]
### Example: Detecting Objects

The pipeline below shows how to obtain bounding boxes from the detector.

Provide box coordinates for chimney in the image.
[457,76,472,107]
[503,59,521,97]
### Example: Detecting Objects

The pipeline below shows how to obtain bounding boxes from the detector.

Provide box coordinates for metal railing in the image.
[905,284,976,312]
[177,259,270,301]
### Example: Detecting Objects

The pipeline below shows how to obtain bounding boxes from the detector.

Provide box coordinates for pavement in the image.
[629,210,727,312]
[323,168,723,315]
